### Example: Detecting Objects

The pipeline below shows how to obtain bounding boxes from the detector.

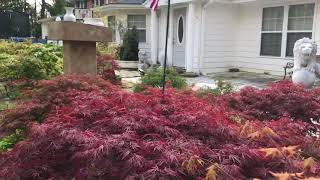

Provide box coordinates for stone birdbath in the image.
[48,22,112,74]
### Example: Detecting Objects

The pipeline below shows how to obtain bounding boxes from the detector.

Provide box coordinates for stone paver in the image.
[119,70,320,91]
[187,72,282,90]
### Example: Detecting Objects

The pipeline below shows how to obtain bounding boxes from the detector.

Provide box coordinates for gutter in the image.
[91,4,146,11]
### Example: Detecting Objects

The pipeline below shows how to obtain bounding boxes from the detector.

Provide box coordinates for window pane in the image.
[262,7,284,31]
[127,15,146,29]
[260,33,282,56]
[288,4,314,30]
[286,32,312,57]
[138,30,146,43]
[178,16,184,44]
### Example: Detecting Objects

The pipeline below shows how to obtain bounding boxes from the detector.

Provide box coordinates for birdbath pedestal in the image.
[48,22,112,74]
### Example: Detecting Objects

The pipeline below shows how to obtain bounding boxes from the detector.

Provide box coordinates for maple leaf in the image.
[205,164,218,180]
[262,127,280,138]
[240,121,255,137]
[282,146,299,157]
[182,155,204,175]
[247,126,279,140]
[269,171,303,180]
[303,157,317,174]
[247,131,262,139]
[258,148,282,158]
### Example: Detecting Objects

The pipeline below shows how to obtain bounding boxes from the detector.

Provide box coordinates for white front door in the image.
[173,8,186,67]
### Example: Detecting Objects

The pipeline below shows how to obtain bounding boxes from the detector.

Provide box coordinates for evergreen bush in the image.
[120,27,139,61]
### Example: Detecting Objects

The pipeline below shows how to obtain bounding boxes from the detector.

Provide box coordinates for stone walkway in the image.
[187,72,282,90]
[118,70,320,90]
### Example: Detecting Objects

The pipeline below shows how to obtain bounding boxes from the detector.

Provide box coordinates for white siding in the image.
[202,3,239,74]
[203,0,320,76]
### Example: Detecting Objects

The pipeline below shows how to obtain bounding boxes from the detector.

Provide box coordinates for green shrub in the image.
[120,27,139,61]
[0,41,63,81]
[0,53,21,80]
[0,129,23,151]
[97,42,120,60]
[133,67,187,92]
[197,80,234,96]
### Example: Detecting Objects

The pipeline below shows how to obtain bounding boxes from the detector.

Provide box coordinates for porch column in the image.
[168,7,174,66]
[186,2,195,72]
[151,10,159,65]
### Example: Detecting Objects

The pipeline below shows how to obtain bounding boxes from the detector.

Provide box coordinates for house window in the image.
[108,16,116,42]
[78,0,85,8]
[260,3,315,57]
[260,6,284,56]
[286,4,314,57]
[94,0,103,6]
[127,15,146,43]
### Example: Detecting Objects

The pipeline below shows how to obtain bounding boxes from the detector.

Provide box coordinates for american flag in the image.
[150,0,160,10]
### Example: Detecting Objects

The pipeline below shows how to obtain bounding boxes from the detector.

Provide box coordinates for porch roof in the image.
[143,0,258,7]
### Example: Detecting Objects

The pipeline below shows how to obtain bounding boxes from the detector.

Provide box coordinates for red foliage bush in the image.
[0,75,117,137]
[0,77,319,179]
[97,54,120,85]
[214,80,320,125]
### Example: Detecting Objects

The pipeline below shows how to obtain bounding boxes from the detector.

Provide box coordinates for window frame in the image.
[259,2,316,58]
[127,14,147,43]
[260,6,284,57]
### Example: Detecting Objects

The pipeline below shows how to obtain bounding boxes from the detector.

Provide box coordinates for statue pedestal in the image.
[292,68,316,88]
[48,22,112,75]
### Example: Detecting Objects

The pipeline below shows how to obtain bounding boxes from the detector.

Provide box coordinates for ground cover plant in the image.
[0,76,319,179]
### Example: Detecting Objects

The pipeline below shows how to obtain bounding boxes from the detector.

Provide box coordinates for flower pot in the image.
[64,7,76,22]
[83,18,104,27]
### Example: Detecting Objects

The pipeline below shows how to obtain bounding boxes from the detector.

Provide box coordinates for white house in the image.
[38,0,320,76]
[146,0,320,76]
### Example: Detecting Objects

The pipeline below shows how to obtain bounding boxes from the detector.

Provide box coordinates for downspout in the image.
[199,0,214,75]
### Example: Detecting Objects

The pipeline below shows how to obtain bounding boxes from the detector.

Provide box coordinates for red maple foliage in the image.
[212,81,320,124]
[0,76,319,179]
[97,54,120,85]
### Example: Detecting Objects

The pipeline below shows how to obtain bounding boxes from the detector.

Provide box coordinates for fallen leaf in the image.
[270,171,303,180]
[262,127,279,138]
[282,145,299,157]
[304,157,316,169]
[182,155,204,175]
[259,148,282,158]
[205,164,218,180]
[248,131,262,139]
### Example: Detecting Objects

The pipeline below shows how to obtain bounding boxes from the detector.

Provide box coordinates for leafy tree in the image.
[0,0,29,12]
[49,0,67,16]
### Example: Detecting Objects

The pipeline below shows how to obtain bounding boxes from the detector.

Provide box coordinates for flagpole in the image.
[162,0,171,94]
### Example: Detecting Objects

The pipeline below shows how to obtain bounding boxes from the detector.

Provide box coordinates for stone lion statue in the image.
[293,37,317,72]
[138,50,152,73]
[292,38,320,88]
